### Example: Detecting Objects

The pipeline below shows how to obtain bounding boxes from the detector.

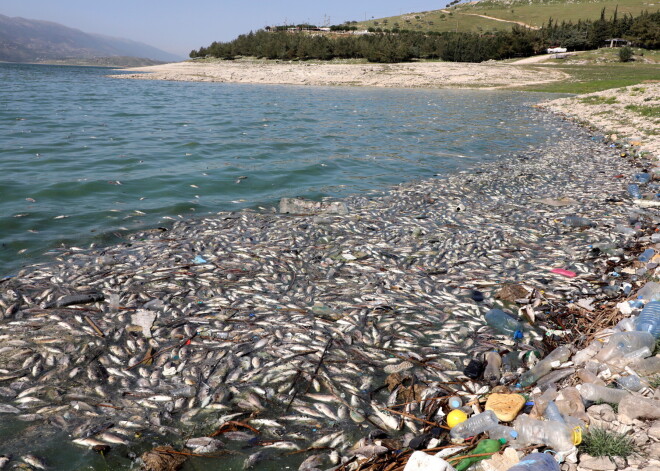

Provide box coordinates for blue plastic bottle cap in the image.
[513,330,523,340]
[449,399,461,409]
[510,431,519,439]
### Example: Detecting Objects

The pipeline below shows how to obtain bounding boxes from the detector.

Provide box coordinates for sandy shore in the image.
[109,59,568,89]
[541,82,660,158]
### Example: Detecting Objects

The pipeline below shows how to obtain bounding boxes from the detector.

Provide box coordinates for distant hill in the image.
[0,14,182,64]
[356,0,656,33]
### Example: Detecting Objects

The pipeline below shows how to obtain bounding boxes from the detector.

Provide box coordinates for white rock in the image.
[578,454,616,470]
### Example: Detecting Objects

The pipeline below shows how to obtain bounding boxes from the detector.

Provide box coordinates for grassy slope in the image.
[517,48,660,93]
[356,0,657,33]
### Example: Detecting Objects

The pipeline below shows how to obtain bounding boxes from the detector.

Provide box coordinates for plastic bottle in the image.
[594,331,656,362]
[447,396,463,410]
[634,172,651,184]
[577,383,630,404]
[487,425,519,443]
[628,183,642,199]
[484,351,502,385]
[563,216,595,228]
[537,368,576,389]
[506,452,560,471]
[513,415,578,452]
[450,410,499,439]
[637,282,660,301]
[485,309,524,339]
[530,387,557,418]
[639,248,655,263]
[454,439,504,471]
[628,355,660,376]
[544,401,565,423]
[518,345,571,388]
[616,374,643,391]
[634,301,660,338]
[573,341,603,365]
[628,297,644,309]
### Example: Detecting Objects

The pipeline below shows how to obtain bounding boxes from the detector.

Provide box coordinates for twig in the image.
[84,316,105,337]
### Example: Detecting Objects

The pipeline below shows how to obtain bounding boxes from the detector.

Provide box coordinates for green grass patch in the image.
[625,104,660,118]
[579,96,618,105]
[649,375,660,388]
[580,427,635,458]
[515,62,660,94]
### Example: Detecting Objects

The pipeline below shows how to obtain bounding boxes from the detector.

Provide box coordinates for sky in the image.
[2,1,445,58]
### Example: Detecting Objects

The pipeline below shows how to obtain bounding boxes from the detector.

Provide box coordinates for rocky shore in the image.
[109,58,568,89]
[1,108,659,471]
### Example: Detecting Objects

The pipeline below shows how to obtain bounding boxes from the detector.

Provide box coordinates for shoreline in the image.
[109,58,569,89]
[1,111,658,469]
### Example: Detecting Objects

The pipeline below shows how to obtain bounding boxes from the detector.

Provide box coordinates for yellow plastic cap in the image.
[447,409,468,428]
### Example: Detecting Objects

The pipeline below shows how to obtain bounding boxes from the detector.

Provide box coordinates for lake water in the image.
[1,62,561,276]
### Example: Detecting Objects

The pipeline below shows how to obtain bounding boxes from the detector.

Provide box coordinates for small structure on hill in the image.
[604,38,630,48]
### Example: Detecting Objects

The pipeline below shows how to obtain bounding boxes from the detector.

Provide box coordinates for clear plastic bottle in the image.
[635,301,660,338]
[506,452,560,471]
[544,401,565,423]
[447,395,463,410]
[563,216,595,228]
[537,368,576,389]
[484,351,502,385]
[616,374,643,391]
[450,410,499,439]
[594,331,656,362]
[518,345,571,388]
[638,282,660,301]
[629,355,660,375]
[513,415,578,452]
[487,425,519,443]
[573,341,602,365]
[530,387,557,418]
[634,173,651,184]
[577,383,630,404]
[628,183,642,199]
[485,309,524,339]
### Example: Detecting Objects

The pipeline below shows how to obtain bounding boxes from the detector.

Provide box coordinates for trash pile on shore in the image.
[0,116,659,471]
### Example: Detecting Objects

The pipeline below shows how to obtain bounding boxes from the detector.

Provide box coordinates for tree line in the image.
[190,9,659,63]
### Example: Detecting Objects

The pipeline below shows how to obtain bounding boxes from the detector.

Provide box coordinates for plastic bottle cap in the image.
[509,431,518,439]
[572,426,583,445]
[449,399,461,409]
[513,330,523,340]
[447,409,468,428]
[498,438,507,445]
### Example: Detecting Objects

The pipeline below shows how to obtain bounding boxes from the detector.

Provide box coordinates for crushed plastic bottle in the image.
[594,331,656,362]
[485,309,524,339]
[555,387,587,422]
[628,183,642,199]
[634,301,660,338]
[576,368,606,386]
[506,452,560,471]
[634,172,651,184]
[450,410,499,439]
[518,345,571,388]
[513,414,580,452]
[563,216,595,228]
[577,383,630,404]
[616,374,643,391]
[484,351,502,385]
[639,248,655,263]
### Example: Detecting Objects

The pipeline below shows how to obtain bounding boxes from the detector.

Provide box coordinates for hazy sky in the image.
[2,1,444,58]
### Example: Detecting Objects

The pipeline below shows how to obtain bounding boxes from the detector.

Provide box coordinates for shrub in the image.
[580,428,634,458]
[619,46,633,62]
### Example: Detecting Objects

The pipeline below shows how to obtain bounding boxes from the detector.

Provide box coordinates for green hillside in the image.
[356,0,658,33]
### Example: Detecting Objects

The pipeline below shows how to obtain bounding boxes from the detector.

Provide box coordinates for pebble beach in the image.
[2,100,660,471]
